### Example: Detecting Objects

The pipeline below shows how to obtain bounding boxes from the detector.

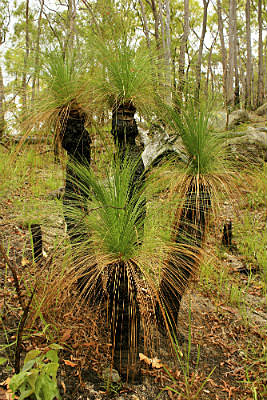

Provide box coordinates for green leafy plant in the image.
[9,345,62,400]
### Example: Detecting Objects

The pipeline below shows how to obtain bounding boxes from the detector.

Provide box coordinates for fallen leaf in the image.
[21,258,30,266]
[60,329,72,342]
[63,359,77,367]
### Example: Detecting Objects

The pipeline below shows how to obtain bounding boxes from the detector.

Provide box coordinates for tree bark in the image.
[157,178,211,336]
[0,64,5,138]
[195,0,209,102]
[31,0,44,104]
[22,0,30,110]
[178,0,190,96]
[245,0,252,109]
[138,0,151,48]
[257,0,264,107]
[227,0,236,109]
[217,0,228,108]
[110,103,145,379]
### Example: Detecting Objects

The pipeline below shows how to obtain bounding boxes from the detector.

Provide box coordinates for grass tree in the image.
[23,51,94,239]
[55,153,198,380]
[155,99,235,337]
[85,38,159,376]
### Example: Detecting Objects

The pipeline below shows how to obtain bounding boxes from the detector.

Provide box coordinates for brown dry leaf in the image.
[139,353,151,365]
[63,359,77,367]
[151,358,163,369]
[21,258,30,266]
[139,353,163,369]
[60,329,72,342]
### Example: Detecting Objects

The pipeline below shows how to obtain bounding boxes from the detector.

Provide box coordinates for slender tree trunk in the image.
[22,0,30,110]
[178,0,190,97]
[195,0,209,102]
[32,0,44,104]
[0,63,5,138]
[205,34,217,98]
[217,0,228,109]
[257,0,264,107]
[227,0,236,109]
[234,37,240,108]
[165,0,172,97]
[138,0,150,48]
[245,0,252,109]
[151,0,161,52]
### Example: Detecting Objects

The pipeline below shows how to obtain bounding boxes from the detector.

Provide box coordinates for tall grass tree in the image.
[155,98,236,337]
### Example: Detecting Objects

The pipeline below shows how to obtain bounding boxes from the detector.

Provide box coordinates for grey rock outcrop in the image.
[255,103,267,116]
[210,110,250,131]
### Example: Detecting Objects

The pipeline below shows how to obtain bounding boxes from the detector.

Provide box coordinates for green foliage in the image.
[157,98,229,177]
[89,37,159,113]
[9,345,62,400]
[65,153,146,261]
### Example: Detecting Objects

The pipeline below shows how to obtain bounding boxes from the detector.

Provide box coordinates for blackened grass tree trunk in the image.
[108,101,145,380]
[157,177,211,336]
[61,108,92,241]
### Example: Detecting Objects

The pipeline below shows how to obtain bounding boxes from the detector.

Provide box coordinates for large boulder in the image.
[227,126,267,163]
[140,126,186,168]
[228,110,250,129]
[210,110,250,131]
[255,103,267,117]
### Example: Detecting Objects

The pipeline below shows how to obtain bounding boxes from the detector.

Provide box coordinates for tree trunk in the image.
[257,0,264,107]
[107,262,140,381]
[245,0,252,109]
[195,0,209,102]
[227,0,236,109]
[205,33,217,98]
[62,109,92,241]
[178,0,190,97]
[138,0,151,48]
[22,0,30,110]
[0,64,5,138]
[32,0,44,104]
[217,0,228,109]
[157,178,211,336]
[234,37,240,108]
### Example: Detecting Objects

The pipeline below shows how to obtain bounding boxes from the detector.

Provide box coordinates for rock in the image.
[102,368,121,384]
[228,109,249,129]
[210,111,227,131]
[210,109,249,131]
[140,126,186,168]
[255,103,267,116]
[227,126,267,162]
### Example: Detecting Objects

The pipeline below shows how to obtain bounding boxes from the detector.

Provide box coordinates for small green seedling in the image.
[9,344,62,400]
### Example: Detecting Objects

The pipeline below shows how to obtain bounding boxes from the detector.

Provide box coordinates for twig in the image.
[14,287,36,373]
[0,243,25,310]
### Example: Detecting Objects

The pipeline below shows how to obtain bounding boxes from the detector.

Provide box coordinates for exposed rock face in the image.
[226,126,267,162]
[140,127,186,168]
[140,124,267,168]
[255,103,267,116]
[228,110,250,129]
[210,110,250,131]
